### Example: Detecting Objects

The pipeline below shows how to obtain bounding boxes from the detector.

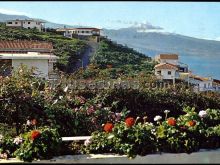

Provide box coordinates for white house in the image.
[189,75,213,92]
[0,40,58,79]
[6,19,45,32]
[154,63,179,84]
[56,27,101,38]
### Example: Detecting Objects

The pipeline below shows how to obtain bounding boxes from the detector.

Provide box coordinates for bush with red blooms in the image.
[167,118,176,126]
[31,130,41,141]
[104,123,114,133]
[14,127,62,162]
[125,117,135,127]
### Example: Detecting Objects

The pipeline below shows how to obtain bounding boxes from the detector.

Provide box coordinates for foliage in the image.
[14,126,62,162]
[0,65,46,135]
[89,38,155,77]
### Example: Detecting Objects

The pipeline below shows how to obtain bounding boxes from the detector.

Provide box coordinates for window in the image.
[168,71,172,75]
[204,84,207,88]
[157,70,161,75]
[28,22,30,24]
[15,22,18,24]
[27,27,31,29]
[7,22,12,24]
[82,31,84,33]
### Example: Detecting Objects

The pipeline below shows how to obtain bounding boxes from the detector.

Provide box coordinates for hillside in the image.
[0,23,87,72]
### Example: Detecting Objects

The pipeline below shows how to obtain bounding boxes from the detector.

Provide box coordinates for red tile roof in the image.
[158,54,179,60]
[0,40,53,52]
[154,63,178,70]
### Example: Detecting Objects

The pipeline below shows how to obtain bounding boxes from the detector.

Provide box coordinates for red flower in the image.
[104,123,114,133]
[125,117,135,128]
[31,130,41,140]
[188,120,196,127]
[167,118,176,126]
[31,119,37,125]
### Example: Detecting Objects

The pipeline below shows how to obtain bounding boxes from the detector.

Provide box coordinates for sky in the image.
[0,1,220,40]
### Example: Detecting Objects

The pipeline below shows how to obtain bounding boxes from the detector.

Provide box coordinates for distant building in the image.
[0,40,58,79]
[154,63,179,84]
[56,27,101,38]
[155,54,179,65]
[213,79,220,92]
[5,19,45,32]
[154,54,189,84]
[189,75,213,92]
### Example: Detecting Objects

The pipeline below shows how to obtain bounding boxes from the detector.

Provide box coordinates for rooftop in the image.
[154,63,178,70]
[56,27,101,31]
[157,54,179,60]
[0,40,53,53]
[189,75,212,82]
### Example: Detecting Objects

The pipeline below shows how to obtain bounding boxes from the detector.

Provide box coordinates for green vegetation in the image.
[89,38,156,77]
[0,23,87,72]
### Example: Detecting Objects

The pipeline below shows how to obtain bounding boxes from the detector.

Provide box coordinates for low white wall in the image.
[12,59,49,79]
[1,149,220,164]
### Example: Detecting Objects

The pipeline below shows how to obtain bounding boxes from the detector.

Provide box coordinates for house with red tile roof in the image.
[0,40,58,79]
[154,63,179,82]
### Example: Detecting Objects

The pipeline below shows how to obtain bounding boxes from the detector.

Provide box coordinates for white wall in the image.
[22,21,42,31]
[12,59,49,79]
[160,59,178,65]
[190,79,213,91]
[155,68,176,80]
[6,21,22,27]
[6,21,42,31]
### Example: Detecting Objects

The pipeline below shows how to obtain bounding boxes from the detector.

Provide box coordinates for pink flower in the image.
[87,106,95,115]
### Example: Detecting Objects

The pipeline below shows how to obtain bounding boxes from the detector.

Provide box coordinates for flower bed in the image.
[1,107,220,162]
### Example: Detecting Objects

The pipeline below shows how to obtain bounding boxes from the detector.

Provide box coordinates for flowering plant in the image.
[83,117,157,158]
[14,126,62,162]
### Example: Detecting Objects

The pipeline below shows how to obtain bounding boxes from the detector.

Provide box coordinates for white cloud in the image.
[214,37,220,41]
[0,8,31,16]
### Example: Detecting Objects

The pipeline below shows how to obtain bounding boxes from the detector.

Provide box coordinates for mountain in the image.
[0,13,29,21]
[103,27,220,58]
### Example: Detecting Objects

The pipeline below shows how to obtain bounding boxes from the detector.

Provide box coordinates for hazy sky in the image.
[0,1,220,40]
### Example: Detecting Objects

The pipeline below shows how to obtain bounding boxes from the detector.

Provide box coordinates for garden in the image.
[0,65,220,163]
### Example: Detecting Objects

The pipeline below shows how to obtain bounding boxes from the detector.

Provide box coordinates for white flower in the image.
[26,120,31,126]
[164,110,170,114]
[199,110,207,118]
[59,96,63,100]
[13,137,23,145]
[84,138,91,146]
[63,86,68,92]
[154,115,162,122]
[53,99,58,105]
